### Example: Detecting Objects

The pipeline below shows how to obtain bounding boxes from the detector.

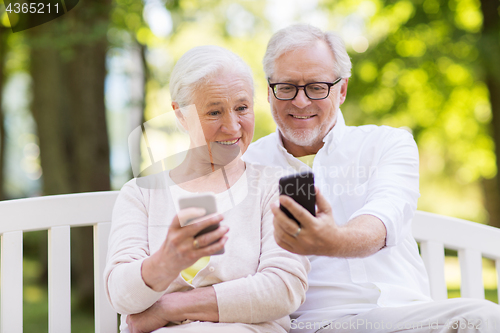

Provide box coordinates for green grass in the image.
[24,288,95,333]
[21,253,97,333]
[447,288,498,304]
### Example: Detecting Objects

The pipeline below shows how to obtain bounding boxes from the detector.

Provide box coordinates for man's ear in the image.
[339,78,349,105]
[267,87,271,104]
[172,102,188,131]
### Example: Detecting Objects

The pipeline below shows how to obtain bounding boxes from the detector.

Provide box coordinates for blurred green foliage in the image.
[323,0,496,222]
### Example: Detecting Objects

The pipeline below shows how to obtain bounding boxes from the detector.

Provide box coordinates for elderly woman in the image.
[104,45,310,333]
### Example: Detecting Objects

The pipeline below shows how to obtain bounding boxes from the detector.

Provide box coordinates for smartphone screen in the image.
[278,171,316,226]
[178,193,217,225]
[178,193,224,254]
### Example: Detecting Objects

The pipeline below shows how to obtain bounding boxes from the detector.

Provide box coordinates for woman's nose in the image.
[221,112,241,133]
[291,88,311,109]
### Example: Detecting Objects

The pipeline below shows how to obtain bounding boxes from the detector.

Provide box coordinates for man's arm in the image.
[273,129,419,257]
[272,188,386,257]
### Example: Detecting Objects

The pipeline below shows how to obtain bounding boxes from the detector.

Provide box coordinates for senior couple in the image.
[105,24,500,333]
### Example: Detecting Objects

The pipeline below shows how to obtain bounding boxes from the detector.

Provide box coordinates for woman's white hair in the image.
[169,45,254,109]
[263,24,352,80]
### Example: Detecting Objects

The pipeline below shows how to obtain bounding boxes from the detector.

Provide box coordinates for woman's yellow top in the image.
[181,256,210,284]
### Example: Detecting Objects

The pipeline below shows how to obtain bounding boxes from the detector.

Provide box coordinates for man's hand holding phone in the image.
[272,176,340,256]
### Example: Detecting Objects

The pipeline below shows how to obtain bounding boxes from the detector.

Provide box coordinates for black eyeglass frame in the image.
[268,77,343,101]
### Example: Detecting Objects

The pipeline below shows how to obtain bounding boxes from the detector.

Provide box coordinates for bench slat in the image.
[1,231,23,333]
[94,222,118,333]
[413,211,500,259]
[0,191,118,233]
[48,226,71,333]
[419,240,447,300]
[458,248,485,299]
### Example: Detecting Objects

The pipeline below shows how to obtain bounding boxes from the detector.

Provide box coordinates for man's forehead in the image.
[272,68,336,83]
[272,42,337,82]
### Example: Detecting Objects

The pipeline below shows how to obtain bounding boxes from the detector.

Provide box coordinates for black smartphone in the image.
[278,171,316,226]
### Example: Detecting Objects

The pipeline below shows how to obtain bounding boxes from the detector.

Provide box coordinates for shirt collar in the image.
[275,128,304,170]
[324,109,347,154]
[275,109,347,156]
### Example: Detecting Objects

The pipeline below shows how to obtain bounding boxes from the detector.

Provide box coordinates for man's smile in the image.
[290,114,317,119]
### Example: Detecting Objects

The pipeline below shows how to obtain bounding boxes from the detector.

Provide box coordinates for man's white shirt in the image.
[243,110,432,333]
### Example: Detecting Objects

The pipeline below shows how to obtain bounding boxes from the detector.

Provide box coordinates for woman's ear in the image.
[173,102,188,131]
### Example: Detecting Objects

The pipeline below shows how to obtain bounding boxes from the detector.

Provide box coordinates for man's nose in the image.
[221,112,241,133]
[292,88,311,108]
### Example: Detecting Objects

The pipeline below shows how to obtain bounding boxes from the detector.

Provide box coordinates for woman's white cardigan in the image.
[104,163,310,332]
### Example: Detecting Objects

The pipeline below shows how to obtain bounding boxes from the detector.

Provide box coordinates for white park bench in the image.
[1,191,500,333]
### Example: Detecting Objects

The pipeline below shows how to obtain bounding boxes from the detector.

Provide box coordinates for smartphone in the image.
[278,171,316,226]
[178,193,224,254]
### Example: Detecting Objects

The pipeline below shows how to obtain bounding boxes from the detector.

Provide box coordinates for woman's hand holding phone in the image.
[141,206,228,292]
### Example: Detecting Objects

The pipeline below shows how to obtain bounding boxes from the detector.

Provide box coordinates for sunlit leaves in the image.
[370,0,415,38]
[452,0,483,32]
[360,87,395,113]
[380,60,402,87]
[396,38,427,57]
[445,63,471,84]
[335,0,496,221]
[423,0,440,15]
[358,60,378,82]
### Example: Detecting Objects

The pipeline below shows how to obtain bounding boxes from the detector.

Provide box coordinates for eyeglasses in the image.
[268,77,343,101]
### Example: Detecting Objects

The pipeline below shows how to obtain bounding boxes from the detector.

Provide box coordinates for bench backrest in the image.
[413,210,500,302]
[0,191,120,333]
[1,193,499,332]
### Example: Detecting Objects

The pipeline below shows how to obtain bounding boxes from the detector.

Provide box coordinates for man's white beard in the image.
[280,126,322,147]
[273,110,338,148]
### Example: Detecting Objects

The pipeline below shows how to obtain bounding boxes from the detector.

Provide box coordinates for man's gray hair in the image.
[169,45,254,109]
[263,24,352,80]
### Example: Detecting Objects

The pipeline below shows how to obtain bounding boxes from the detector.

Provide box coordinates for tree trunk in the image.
[0,27,8,201]
[66,2,112,310]
[28,0,112,312]
[479,0,500,228]
[67,33,110,193]
[30,25,74,196]
[481,177,500,228]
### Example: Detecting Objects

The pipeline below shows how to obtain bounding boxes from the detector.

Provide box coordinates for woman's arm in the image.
[126,287,218,333]
[126,287,219,332]
[104,181,228,315]
[104,182,165,315]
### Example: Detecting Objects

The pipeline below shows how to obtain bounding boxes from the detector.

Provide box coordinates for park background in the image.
[0,0,499,331]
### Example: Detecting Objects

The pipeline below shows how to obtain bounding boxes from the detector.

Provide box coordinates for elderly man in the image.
[243,24,500,333]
